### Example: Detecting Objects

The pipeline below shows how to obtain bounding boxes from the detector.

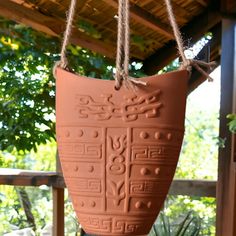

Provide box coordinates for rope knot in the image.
[114,69,147,91]
[114,69,126,90]
[181,59,217,82]
[181,59,192,71]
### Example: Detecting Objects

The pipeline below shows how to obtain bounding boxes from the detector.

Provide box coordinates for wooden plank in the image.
[0,0,116,58]
[0,169,216,197]
[102,0,174,39]
[221,0,236,14]
[0,168,65,188]
[146,0,191,24]
[169,179,216,197]
[216,19,236,236]
[53,187,64,236]
[143,9,221,74]
[195,0,209,7]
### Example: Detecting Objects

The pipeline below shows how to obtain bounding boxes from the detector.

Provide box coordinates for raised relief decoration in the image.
[107,180,126,206]
[56,66,188,236]
[79,215,150,235]
[107,135,127,175]
[75,90,162,122]
[106,130,127,210]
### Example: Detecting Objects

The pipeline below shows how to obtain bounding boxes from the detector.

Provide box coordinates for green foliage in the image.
[0,18,151,153]
[150,211,201,236]
[64,190,81,235]
[77,19,102,39]
[66,44,114,80]
[158,59,180,74]
[0,17,219,236]
[131,35,158,52]
[0,185,52,235]
[169,94,219,235]
[0,18,117,152]
[0,141,56,234]
[0,141,56,170]
[176,102,219,180]
[227,113,236,133]
[0,19,58,152]
[163,196,216,236]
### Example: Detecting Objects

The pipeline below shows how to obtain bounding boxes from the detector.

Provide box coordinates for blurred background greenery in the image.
[0,18,222,235]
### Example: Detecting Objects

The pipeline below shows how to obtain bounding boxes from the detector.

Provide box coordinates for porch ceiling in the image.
[0,0,228,74]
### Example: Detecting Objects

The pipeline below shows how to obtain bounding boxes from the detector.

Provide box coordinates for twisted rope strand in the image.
[59,0,77,69]
[124,0,130,77]
[55,0,216,87]
[115,0,146,90]
[164,0,187,65]
[164,0,216,81]
[115,0,125,89]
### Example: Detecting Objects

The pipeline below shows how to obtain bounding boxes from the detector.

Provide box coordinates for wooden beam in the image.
[216,19,236,236]
[102,0,174,39]
[143,9,221,74]
[169,179,216,197]
[195,0,209,7]
[0,168,65,188]
[0,0,116,58]
[152,0,191,24]
[0,168,216,197]
[221,0,236,14]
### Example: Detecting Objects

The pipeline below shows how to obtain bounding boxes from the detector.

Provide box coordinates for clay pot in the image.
[56,67,188,236]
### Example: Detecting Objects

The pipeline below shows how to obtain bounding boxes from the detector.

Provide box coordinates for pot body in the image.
[56,68,188,236]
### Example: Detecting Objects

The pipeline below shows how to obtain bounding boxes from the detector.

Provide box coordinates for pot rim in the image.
[55,67,189,84]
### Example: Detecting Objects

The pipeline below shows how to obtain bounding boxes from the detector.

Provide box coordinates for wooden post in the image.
[53,187,64,236]
[216,19,236,236]
[53,150,65,236]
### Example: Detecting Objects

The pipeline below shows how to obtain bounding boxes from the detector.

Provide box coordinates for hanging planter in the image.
[56,68,188,236]
[55,0,215,235]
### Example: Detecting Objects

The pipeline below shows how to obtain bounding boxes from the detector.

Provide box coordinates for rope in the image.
[115,0,125,89]
[164,0,216,81]
[54,0,216,87]
[53,0,77,77]
[124,0,130,78]
[115,0,147,90]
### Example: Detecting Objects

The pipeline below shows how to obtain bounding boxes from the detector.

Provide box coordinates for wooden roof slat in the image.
[169,179,216,198]
[195,0,209,7]
[151,0,191,24]
[0,0,221,68]
[0,0,116,58]
[143,9,221,74]
[221,0,236,13]
[1,0,215,61]
[102,0,174,39]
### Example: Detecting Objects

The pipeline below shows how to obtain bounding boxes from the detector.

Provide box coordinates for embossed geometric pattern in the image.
[56,68,188,235]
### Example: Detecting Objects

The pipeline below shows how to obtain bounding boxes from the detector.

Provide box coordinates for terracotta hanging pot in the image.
[56,67,188,236]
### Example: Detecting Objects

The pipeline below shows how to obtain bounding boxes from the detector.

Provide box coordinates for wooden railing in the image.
[0,168,217,235]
